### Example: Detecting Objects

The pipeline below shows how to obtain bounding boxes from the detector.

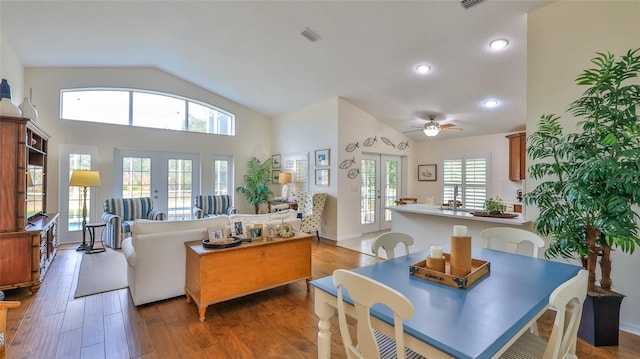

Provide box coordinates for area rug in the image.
[74,248,128,298]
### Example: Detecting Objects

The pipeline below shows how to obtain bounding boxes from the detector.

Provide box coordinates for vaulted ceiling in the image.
[1,1,551,140]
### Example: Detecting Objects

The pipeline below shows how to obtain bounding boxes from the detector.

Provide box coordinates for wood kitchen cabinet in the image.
[506,132,526,181]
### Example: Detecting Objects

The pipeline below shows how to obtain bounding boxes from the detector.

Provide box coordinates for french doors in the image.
[360,154,401,233]
[114,149,200,220]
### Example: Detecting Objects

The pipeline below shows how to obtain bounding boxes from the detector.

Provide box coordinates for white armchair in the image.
[297,192,327,241]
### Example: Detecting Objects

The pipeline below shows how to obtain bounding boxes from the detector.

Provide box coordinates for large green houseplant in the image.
[236,157,273,214]
[525,49,640,345]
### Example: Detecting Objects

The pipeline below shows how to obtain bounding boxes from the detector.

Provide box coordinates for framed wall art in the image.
[418,164,437,181]
[315,149,330,167]
[272,154,281,168]
[315,168,330,186]
[271,169,281,183]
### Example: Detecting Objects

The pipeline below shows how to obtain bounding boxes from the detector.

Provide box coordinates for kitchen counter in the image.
[388,204,533,255]
[390,204,528,225]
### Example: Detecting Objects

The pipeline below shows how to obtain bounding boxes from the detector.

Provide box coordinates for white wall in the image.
[414,132,521,206]
[0,33,24,107]
[337,98,418,240]
[23,67,273,242]
[273,97,339,238]
[528,0,640,333]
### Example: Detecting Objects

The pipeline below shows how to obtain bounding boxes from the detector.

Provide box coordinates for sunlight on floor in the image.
[336,230,390,259]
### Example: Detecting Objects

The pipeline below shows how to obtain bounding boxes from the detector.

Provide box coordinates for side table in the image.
[85,222,106,254]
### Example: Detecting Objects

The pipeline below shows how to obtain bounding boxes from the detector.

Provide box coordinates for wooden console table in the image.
[184,232,312,321]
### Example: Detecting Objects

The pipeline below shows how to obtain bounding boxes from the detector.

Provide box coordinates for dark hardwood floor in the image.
[3,239,639,358]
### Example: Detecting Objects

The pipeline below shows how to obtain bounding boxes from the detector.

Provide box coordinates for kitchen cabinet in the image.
[506,132,526,181]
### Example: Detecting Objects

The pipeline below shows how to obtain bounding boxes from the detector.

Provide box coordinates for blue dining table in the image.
[311,246,582,359]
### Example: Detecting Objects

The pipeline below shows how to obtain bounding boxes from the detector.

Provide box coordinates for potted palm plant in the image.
[236,157,273,214]
[525,49,640,346]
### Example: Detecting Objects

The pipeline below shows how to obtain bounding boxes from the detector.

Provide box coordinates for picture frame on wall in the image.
[315,149,330,167]
[418,164,437,181]
[315,168,330,186]
[272,170,281,183]
[272,154,281,168]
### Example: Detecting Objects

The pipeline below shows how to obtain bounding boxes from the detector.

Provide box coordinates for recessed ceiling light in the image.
[416,64,431,74]
[483,99,499,108]
[489,39,508,50]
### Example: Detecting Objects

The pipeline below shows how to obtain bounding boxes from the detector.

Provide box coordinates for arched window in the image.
[60,88,235,136]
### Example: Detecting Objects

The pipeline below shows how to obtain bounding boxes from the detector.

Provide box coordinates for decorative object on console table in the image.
[69,170,101,251]
[278,172,292,199]
[450,225,472,277]
[0,79,21,117]
[418,164,437,181]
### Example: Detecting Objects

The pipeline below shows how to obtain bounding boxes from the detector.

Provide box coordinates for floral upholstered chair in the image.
[192,195,238,219]
[102,197,166,249]
[297,192,328,241]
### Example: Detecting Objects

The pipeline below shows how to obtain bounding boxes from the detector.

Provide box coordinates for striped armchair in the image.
[192,195,238,219]
[102,197,166,249]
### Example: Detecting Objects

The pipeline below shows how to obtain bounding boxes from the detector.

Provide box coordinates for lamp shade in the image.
[69,170,101,187]
[278,172,292,184]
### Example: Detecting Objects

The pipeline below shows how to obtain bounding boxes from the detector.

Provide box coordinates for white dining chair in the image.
[481,227,546,334]
[480,227,546,258]
[332,269,424,359]
[371,232,414,260]
[499,269,588,359]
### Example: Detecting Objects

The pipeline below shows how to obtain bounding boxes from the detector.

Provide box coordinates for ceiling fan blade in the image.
[441,127,464,132]
[403,129,424,134]
[440,123,456,128]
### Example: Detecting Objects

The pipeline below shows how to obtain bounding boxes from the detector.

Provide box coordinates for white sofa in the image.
[121,210,301,306]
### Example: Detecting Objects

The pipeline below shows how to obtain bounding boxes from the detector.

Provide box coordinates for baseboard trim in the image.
[620,320,640,336]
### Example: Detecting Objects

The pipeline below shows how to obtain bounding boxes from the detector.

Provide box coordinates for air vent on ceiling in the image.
[460,0,486,9]
[301,27,321,42]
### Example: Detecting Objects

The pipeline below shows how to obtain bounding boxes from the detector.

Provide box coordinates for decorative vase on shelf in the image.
[0,79,22,117]
[19,96,38,121]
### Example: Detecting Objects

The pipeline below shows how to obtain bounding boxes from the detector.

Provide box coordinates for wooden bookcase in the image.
[0,115,58,293]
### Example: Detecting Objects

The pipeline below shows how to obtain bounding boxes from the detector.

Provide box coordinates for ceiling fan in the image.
[405,114,464,137]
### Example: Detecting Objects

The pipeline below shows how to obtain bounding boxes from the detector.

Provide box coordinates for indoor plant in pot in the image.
[236,157,273,214]
[525,49,640,346]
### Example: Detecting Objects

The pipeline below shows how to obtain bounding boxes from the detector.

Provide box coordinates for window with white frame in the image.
[442,154,490,210]
[60,88,235,136]
[282,152,309,197]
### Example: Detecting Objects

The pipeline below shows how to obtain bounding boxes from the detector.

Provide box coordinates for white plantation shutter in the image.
[443,154,489,210]
[282,152,309,196]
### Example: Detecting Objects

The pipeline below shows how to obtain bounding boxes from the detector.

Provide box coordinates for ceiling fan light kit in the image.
[423,123,440,137]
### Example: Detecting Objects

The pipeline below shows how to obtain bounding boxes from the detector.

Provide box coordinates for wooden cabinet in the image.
[184,232,312,321]
[506,132,526,181]
[0,115,57,293]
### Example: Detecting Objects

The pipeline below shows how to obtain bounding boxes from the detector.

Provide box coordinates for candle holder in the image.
[426,256,446,273]
[450,235,472,277]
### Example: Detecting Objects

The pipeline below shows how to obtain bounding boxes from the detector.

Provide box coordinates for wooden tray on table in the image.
[409,253,490,289]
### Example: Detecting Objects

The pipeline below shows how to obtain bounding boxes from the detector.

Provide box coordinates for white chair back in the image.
[480,227,545,258]
[545,269,588,359]
[371,232,414,259]
[332,269,415,359]
[499,270,588,359]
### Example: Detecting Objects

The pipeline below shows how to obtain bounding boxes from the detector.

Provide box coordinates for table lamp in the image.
[69,170,101,251]
[278,172,292,200]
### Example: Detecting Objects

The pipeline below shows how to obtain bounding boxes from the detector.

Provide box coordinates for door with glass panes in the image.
[114,149,200,220]
[360,154,401,233]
